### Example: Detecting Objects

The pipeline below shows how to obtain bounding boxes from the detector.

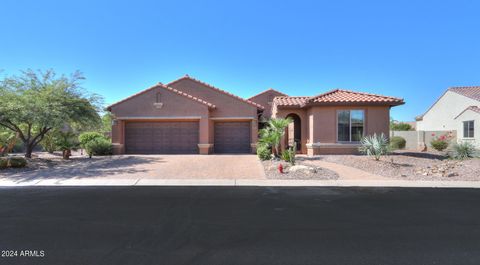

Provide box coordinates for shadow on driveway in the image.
[0,156,161,183]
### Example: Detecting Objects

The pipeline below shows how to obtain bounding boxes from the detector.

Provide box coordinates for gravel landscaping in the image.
[303,150,480,181]
[261,159,339,180]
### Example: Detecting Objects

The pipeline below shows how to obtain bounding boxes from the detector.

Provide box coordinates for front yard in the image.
[302,150,480,181]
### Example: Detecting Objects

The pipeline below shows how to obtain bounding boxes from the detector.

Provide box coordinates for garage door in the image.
[125,121,199,154]
[214,122,251,153]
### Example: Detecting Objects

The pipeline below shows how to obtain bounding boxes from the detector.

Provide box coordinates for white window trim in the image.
[336,109,366,143]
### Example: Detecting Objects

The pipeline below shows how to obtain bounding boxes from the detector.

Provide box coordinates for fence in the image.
[390,130,456,151]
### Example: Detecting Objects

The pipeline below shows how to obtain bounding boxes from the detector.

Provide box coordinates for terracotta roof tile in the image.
[309,89,404,105]
[273,96,310,106]
[449,86,480,101]
[106,83,216,110]
[167,75,265,110]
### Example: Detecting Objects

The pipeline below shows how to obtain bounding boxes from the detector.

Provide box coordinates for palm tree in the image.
[259,118,292,157]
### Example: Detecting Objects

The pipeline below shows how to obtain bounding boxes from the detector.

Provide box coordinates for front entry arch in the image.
[285,113,301,152]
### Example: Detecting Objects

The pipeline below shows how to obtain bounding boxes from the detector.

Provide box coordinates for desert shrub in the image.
[281,146,296,165]
[79,132,105,148]
[430,132,453,151]
[359,133,389,161]
[40,131,58,153]
[390,136,406,150]
[8,157,27,168]
[257,144,272,161]
[84,138,113,157]
[391,122,413,131]
[0,157,8,169]
[449,142,478,160]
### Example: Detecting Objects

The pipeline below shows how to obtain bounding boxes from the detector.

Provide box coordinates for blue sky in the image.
[1,0,479,121]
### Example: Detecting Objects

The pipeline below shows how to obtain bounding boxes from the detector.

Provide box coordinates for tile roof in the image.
[106,82,216,110]
[273,89,404,107]
[309,89,404,105]
[167,75,265,110]
[449,86,480,101]
[273,96,310,106]
[248,88,288,100]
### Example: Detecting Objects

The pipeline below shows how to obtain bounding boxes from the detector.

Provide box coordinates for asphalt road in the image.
[0,187,480,265]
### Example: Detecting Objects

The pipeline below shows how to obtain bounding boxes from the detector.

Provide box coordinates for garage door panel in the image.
[126,121,199,154]
[214,122,251,153]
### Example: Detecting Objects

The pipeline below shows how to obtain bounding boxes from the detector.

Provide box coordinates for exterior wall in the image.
[169,79,258,118]
[109,86,210,154]
[455,110,480,148]
[249,90,286,120]
[417,91,479,131]
[391,130,457,150]
[274,105,391,155]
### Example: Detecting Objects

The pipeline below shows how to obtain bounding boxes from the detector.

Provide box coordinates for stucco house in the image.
[416,86,479,147]
[107,75,404,155]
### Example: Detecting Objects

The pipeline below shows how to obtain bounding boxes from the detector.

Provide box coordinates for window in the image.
[463,120,474,138]
[337,110,365,142]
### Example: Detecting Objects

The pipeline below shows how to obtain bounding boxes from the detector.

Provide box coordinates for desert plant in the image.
[449,142,478,160]
[281,146,296,165]
[359,133,389,161]
[258,118,292,157]
[389,136,406,150]
[84,138,113,157]
[79,132,104,148]
[430,132,453,151]
[256,144,272,161]
[390,122,413,131]
[0,131,19,156]
[55,131,80,159]
[8,157,27,168]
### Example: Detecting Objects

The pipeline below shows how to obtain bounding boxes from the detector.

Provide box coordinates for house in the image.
[416,86,479,147]
[107,75,404,155]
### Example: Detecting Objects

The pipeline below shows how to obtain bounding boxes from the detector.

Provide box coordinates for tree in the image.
[101,112,114,135]
[0,69,102,158]
[259,118,292,157]
[391,122,413,131]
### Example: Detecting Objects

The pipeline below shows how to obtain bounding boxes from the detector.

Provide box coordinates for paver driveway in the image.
[1,155,266,182]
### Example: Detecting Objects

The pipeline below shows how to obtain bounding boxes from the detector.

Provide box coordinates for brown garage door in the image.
[125,121,199,154]
[214,122,251,153]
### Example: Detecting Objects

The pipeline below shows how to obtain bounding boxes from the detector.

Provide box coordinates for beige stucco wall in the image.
[417,91,479,131]
[455,110,480,148]
[274,105,391,154]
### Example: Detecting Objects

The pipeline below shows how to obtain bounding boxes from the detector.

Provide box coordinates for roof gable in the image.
[167,75,264,110]
[454,106,480,119]
[248,88,288,100]
[106,83,216,111]
[308,89,404,105]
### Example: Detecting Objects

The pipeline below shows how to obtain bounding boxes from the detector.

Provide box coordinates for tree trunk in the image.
[25,143,34,158]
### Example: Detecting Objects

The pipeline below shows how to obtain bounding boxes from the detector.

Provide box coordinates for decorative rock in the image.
[288,165,317,174]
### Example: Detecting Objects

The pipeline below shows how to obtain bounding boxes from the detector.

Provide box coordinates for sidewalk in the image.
[1,177,480,188]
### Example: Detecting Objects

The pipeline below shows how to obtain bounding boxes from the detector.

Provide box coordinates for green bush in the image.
[390,136,406,150]
[257,144,272,161]
[79,132,105,148]
[8,157,27,168]
[359,133,389,161]
[430,139,449,151]
[0,157,8,169]
[449,142,478,160]
[391,122,413,131]
[281,146,296,165]
[84,138,113,157]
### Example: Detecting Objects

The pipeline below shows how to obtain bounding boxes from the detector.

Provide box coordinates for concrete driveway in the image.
[1,155,266,182]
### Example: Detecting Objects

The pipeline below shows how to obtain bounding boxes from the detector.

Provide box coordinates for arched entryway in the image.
[285,113,301,152]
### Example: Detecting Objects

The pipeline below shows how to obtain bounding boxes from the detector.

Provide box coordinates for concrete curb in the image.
[1,178,480,188]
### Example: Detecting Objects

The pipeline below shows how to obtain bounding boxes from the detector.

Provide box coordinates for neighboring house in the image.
[416,86,480,147]
[107,75,404,155]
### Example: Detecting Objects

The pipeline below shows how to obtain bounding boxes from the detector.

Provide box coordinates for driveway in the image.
[0,155,266,182]
[1,187,479,265]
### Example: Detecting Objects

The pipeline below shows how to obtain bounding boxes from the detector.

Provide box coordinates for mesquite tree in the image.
[0,70,102,158]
